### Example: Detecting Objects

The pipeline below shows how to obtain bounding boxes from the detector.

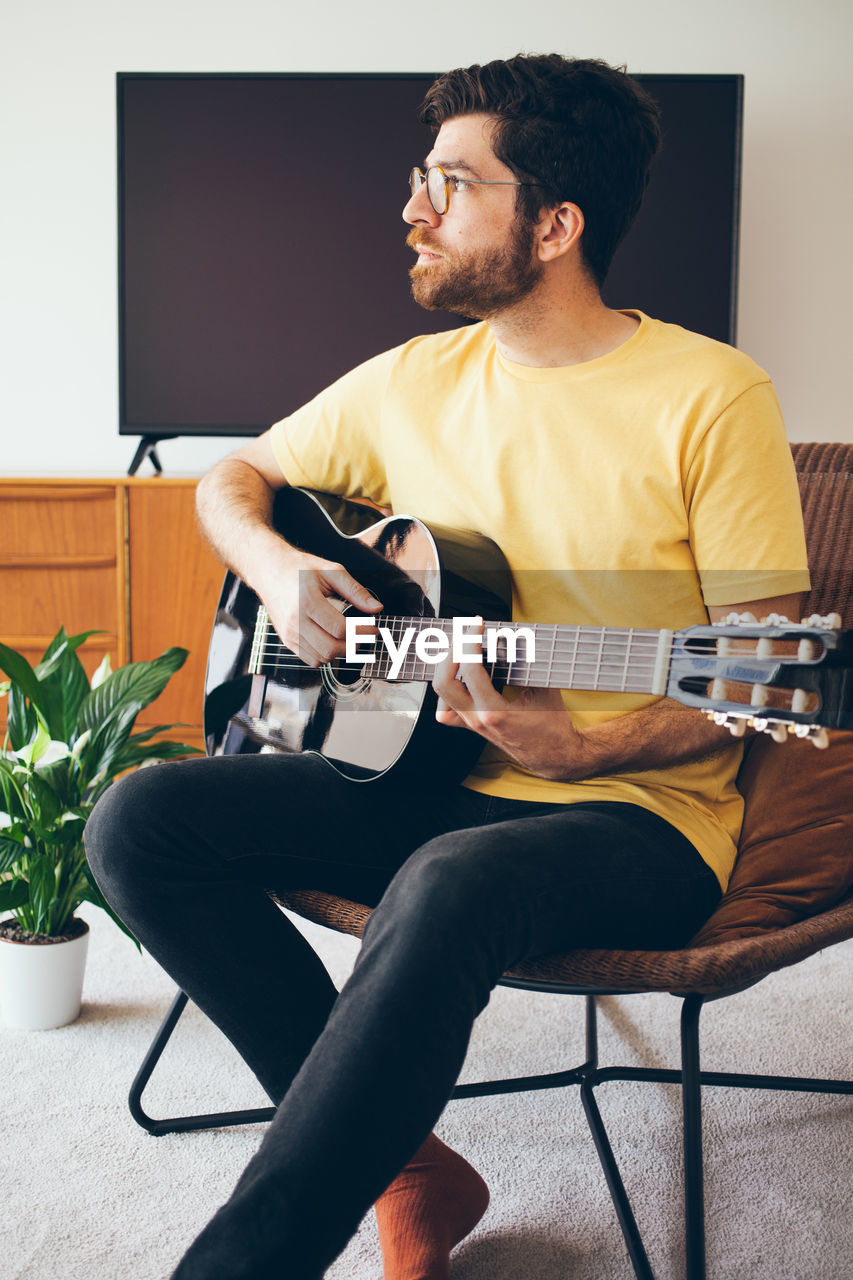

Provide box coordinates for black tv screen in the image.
[118,72,742,448]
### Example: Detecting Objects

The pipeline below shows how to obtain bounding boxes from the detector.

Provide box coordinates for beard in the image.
[406,218,543,319]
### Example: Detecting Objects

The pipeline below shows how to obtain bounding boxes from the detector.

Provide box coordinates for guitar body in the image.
[204,487,513,781]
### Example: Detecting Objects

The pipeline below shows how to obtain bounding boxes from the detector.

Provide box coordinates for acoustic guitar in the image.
[204,488,852,781]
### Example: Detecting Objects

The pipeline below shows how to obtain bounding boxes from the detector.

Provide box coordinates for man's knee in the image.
[84,762,184,887]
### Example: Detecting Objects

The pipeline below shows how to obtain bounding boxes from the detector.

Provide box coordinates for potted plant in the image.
[0,628,199,1029]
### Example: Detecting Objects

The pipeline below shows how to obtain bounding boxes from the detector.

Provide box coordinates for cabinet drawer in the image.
[0,564,121,640]
[0,485,121,561]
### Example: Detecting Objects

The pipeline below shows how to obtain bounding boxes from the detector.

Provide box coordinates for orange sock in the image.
[374,1132,490,1280]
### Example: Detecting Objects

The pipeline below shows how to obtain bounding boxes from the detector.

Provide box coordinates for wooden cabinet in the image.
[127,483,225,742]
[0,478,225,751]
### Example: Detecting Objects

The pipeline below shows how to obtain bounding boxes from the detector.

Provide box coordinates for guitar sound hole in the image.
[331,657,367,686]
[321,657,372,699]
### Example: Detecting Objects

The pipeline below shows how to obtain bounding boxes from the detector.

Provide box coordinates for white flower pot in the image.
[0,921,90,1030]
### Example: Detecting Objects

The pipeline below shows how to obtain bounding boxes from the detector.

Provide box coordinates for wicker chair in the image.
[129,441,853,1280]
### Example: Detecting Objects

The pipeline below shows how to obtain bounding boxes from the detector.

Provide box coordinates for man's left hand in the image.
[431,620,590,781]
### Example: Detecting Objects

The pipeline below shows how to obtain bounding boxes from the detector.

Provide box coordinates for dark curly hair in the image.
[419,54,662,288]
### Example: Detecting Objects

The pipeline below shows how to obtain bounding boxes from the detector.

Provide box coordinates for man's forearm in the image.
[196,455,297,599]
[568,696,735,781]
[196,445,383,667]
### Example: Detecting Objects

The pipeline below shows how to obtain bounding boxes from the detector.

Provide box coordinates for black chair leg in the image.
[680,995,706,1280]
[128,987,276,1135]
[580,1074,656,1280]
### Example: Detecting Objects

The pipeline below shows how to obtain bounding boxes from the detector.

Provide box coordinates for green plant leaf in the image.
[33,756,76,810]
[0,833,27,873]
[35,629,97,742]
[0,760,23,819]
[26,857,57,932]
[77,647,189,734]
[76,649,190,787]
[124,723,187,746]
[0,642,41,704]
[37,628,99,670]
[17,768,62,829]
[108,740,201,773]
[0,878,29,911]
[0,643,45,751]
[5,684,37,753]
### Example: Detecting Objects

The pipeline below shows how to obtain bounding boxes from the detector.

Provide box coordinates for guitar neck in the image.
[366,616,673,696]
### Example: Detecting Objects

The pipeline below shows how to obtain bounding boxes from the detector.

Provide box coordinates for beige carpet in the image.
[3,902,852,1279]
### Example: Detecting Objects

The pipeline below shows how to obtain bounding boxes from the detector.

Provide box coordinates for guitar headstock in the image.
[669,612,853,747]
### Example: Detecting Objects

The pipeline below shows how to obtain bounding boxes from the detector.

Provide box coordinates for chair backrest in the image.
[792,441,853,623]
[689,441,853,948]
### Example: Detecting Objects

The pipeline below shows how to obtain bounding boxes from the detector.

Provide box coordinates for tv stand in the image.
[128,434,177,476]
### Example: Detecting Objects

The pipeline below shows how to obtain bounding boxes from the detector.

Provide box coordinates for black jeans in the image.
[84,751,721,1279]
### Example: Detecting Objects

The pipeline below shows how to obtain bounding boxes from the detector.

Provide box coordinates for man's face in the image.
[403,113,543,319]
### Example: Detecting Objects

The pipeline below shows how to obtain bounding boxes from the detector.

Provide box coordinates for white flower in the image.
[70,729,93,760]
[91,655,112,689]
[14,724,71,768]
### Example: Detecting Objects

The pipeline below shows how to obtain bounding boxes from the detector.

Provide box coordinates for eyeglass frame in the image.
[408,165,543,216]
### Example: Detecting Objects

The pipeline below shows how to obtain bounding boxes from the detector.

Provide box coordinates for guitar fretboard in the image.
[251,610,674,697]
[369,617,670,694]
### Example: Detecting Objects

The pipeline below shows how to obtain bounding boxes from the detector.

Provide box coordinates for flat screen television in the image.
[117,72,743,470]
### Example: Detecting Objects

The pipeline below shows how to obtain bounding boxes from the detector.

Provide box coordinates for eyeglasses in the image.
[408,165,542,216]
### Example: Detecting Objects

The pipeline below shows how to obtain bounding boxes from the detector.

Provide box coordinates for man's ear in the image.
[536,202,584,262]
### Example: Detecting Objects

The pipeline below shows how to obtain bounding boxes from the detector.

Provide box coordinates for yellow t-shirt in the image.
[270,312,810,890]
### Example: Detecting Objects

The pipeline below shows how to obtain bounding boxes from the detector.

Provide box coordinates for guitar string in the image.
[250,637,701,689]
[252,619,789,687]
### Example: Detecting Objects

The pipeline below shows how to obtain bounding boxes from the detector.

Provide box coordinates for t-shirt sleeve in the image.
[683,379,811,606]
[268,348,395,506]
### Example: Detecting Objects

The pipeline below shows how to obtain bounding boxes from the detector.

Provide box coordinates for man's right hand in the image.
[196,431,383,667]
[259,549,383,668]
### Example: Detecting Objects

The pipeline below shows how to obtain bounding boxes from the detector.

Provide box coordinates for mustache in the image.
[405,229,442,253]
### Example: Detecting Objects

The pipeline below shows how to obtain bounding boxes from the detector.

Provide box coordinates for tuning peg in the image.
[797,638,818,662]
[768,724,789,743]
[711,710,748,737]
[792,689,810,713]
[802,612,842,630]
[751,684,769,707]
[758,612,790,625]
[792,723,830,747]
[724,611,758,626]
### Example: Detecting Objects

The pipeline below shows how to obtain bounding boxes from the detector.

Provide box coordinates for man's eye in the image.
[449,176,471,192]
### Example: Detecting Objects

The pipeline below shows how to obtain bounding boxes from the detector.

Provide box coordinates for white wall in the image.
[2,0,851,477]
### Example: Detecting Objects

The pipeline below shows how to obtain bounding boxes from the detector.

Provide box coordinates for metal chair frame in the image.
[128,972,853,1280]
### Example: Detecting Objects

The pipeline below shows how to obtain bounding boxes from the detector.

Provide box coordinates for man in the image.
[86,54,809,1279]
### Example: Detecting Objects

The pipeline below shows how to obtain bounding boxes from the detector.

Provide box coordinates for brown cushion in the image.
[689,730,853,946]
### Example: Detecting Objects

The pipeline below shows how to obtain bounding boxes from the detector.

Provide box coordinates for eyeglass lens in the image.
[409,167,449,215]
